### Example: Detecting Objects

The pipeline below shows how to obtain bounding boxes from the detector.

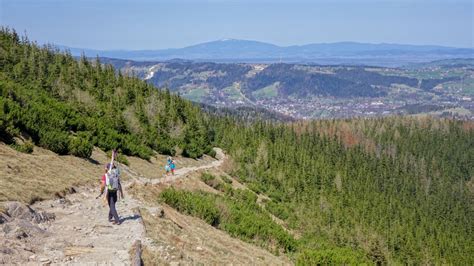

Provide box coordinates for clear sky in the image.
[1,0,472,50]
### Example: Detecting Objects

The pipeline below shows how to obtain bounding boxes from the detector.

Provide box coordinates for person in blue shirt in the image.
[170,160,176,175]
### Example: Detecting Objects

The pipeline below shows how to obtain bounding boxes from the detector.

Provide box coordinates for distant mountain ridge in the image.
[59,39,474,67]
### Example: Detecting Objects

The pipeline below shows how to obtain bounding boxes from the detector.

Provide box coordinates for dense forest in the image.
[1,28,473,264]
[419,77,460,91]
[198,103,294,123]
[244,63,385,98]
[0,28,213,160]
[335,68,419,88]
[210,116,474,264]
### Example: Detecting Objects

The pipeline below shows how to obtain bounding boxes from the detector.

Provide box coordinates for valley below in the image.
[104,58,474,120]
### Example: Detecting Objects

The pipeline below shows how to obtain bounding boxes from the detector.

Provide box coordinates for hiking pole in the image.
[96,149,117,200]
[108,149,117,174]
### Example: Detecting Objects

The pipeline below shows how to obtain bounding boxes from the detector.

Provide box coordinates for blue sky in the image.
[1,0,472,50]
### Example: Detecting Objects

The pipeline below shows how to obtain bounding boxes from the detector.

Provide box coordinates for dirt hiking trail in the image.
[3,149,225,265]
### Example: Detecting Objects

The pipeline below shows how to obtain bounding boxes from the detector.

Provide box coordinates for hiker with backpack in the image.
[165,163,171,176]
[97,151,124,225]
[165,156,175,176]
[170,160,176,175]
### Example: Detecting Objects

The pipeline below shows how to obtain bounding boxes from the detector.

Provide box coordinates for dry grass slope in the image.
[0,143,215,204]
[0,144,109,204]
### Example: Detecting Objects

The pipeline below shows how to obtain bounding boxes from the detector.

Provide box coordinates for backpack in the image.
[106,169,120,191]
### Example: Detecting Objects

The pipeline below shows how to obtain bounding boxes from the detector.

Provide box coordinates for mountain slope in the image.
[1,28,473,265]
[210,116,474,264]
[0,28,213,160]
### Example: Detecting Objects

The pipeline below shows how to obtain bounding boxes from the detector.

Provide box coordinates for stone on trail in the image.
[5,202,55,224]
[3,219,48,240]
[0,212,11,224]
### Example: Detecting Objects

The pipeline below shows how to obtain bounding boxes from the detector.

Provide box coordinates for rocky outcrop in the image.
[0,202,55,264]
[5,201,56,224]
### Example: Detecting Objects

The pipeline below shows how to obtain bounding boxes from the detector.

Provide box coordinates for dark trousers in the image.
[107,190,120,223]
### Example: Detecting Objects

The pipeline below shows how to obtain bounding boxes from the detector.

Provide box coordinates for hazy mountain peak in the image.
[59,39,474,65]
[219,38,237,42]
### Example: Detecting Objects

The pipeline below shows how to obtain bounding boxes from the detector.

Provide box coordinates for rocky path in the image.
[4,149,225,265]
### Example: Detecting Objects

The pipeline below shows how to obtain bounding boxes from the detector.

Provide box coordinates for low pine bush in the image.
[10,141,34,154]
[159,187,297,254]
[265,201,290,220]
[69,136,93,158]
[39,131,69,155]
[160,188,220,226]
[296,248,370,265]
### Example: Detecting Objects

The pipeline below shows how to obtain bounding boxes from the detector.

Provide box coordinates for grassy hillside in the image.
[0,28,213,160]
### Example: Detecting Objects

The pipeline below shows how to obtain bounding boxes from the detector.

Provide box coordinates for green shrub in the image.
[200,173,233,192]
[10,141,34,153]
[182,145,202,159]
[265,201,290,220]
[106,150,130,166]
[296,248,370,265]
[221,175,233,184]
[206,147,217,158]
[219,199,297,253]
[231,189,258,205]
[154,142,176,156]
[115,153,130,166]
[39,131,70,155]
[160,187,297,254]
[160,188,220,226]
[200,172,216,183]
[247,182,265,194]
[136,145,153,160]
[68,136,93,158]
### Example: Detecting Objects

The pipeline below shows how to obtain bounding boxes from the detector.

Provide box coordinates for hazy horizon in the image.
[1,0,472,50]
[55,38,472,52]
